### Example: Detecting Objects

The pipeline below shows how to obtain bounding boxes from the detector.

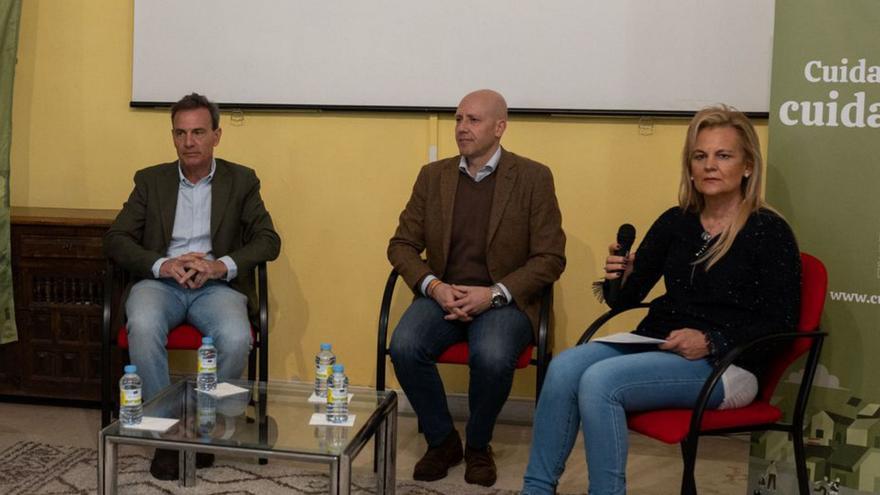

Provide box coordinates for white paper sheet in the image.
[121,417,179,432]
[593,332,666,345]
[199,382,250,398]
[308,413,356,427]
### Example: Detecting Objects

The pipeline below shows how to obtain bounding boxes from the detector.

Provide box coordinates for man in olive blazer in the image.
[104,93,279,480]
[387,90,566,487]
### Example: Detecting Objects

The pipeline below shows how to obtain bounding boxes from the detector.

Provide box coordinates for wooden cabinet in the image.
[0,207,118,402]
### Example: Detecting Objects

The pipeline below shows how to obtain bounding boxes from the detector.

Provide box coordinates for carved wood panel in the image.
[1,207,118,402]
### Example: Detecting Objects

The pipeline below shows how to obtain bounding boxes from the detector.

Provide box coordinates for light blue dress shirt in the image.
[150,159,238,281]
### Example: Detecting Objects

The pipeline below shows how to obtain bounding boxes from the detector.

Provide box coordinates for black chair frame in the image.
[376,269,554,400]
[579,305,827,495]
[100,260,269,427]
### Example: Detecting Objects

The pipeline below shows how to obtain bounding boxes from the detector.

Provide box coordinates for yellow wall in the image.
[10,0,768,398]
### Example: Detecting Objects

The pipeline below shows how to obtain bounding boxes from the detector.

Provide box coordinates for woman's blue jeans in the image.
[522,342,724,495]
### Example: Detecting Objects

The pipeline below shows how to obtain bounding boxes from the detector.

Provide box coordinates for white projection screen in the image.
[132,0,775,115]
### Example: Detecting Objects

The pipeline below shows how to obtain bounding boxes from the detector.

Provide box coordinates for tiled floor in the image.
[0,400,749,494]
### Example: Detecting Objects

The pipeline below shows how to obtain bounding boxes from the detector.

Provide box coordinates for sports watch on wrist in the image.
[489,284,508,308]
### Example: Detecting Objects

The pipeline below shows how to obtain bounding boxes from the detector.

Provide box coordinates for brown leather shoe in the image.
[464,444,496,487]
[412,429,463,481]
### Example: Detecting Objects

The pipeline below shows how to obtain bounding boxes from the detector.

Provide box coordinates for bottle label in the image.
[316,364,329,379]
[120,387,141,406]
[199,356,217,373]
[328,387,346,403]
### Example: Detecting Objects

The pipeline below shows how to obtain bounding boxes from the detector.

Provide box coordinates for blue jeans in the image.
[125,278,251,400]
[522,342,724,495]
[389,297,532,449]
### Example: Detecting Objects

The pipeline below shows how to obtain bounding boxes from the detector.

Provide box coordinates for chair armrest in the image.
[102,261,131,339]
[577,303,651,345]
[376,269,400,391]
[257,261,269,383]
[101,259,115,426]
[101,259,128,426]
[534,283,555,398]
[102,259,116,349]
[537,284,553,353]
[257,261,268,330]
[686,330,828,438]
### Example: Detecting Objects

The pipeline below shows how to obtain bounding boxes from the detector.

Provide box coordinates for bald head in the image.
[455,89,508,168]
[459,89,508,121]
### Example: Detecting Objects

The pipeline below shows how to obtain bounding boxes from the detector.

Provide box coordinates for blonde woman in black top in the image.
[522,106,800,495]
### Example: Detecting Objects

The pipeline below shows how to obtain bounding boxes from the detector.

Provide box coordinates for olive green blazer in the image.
[104,159,281,313]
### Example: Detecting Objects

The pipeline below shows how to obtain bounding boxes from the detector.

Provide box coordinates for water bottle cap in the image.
[320,343,331,351]
[202,336,213,344]
[333,364,344,373]
[124,365,137,373]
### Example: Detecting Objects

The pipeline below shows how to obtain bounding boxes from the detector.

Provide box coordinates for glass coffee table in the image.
[98,378,397,495]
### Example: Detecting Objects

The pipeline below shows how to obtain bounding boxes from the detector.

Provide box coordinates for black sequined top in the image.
[607,207,801,376]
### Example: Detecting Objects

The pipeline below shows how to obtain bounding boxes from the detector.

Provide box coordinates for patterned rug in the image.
[0,441,524,494]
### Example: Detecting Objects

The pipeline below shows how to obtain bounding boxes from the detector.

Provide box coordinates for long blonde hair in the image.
[678,105,774,270]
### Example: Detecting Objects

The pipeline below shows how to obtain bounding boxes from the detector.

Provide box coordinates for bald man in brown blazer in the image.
[387,89,566,487]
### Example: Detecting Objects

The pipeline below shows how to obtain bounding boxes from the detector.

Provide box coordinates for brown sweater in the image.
[387,149,567,335]
[444,172,496,286]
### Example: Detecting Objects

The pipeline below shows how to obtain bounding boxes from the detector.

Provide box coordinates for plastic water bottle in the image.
[198,336,218,391]
[328,426,348,453]
[197,392,216,438]
[314,343,336,398]
[314,425,329,450]
[119,365,143,426]
[326,364,349,424]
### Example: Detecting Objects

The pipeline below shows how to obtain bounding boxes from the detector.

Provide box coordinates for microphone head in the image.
[616,223,636,252]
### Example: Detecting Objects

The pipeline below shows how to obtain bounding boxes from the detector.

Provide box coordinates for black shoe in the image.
[149,449,215,481]
[196,453,215,469]
[413,429,463,482]
[464,444,496,487]
[150,448,178,481]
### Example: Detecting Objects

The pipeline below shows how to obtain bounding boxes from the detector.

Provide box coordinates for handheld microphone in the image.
[606,224,636,303]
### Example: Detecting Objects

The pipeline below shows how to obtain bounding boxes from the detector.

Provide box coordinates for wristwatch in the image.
[489,284,508,308]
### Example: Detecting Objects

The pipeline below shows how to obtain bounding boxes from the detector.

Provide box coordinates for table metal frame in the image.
[98,380,397,495]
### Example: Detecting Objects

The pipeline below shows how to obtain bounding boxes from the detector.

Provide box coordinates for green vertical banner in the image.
[753,0,880,493]
[0,0,19,345]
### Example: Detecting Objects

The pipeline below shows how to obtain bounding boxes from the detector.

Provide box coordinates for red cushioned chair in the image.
[100,260,269,427]
[578,252,828,495]
[376,269,554,400]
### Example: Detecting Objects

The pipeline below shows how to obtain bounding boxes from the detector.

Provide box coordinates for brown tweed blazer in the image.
[388,149,566,336]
